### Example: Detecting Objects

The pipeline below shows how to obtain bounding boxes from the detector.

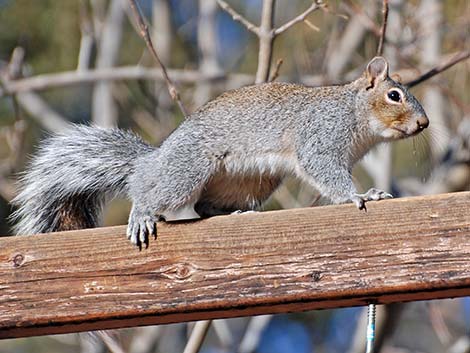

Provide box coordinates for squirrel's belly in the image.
[195,171,282,217]
[194,151,297,217]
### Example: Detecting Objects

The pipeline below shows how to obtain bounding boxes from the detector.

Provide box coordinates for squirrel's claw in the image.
[127,206,159,249]
[126,222,142,250]
[351,188,393,211]
[146,220,157,240]
[351,196,367,211]
[139,226,148,249]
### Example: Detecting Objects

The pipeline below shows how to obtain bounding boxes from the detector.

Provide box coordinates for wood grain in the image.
[0,192,469,339]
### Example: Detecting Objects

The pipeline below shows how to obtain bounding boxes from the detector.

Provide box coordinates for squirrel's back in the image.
[179,81,358,156]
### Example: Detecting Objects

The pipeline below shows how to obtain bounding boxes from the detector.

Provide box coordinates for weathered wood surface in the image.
[0,192,469,339]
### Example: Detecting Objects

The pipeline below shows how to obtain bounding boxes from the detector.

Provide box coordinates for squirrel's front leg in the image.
[299,158,393,210]
[351,188,393,210]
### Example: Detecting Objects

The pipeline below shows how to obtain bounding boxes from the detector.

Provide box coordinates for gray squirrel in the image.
[11,57,428,248]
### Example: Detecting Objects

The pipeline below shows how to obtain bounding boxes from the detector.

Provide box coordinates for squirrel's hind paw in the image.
[351,188,393,211]
[127,207,159,250]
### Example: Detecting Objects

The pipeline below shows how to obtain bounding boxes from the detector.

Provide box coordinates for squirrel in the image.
[11,56,428,248]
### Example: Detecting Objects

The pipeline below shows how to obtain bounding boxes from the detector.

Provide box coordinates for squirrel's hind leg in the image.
[126,146,215,249]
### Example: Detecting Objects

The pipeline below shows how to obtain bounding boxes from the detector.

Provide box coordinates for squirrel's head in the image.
[358,56,429,141]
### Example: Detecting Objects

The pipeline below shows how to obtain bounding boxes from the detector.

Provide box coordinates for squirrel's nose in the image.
[416,115,429,131]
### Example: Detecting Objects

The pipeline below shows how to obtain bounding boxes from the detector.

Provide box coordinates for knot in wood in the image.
[12,254,25,268]
[163,263,195,280]
[312,271,322,282]
[176,264,190,279]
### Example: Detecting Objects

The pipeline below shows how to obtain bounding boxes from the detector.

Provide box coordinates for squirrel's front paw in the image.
[127,206,159,249]
[351,188,393,211]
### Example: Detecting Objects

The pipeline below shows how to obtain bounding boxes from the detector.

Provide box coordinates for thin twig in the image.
[182,320,212,353]
[405,50,470,88]
[428,302,451,345]
[0,47,25,123]
[343,0,381,36]
[127,0,187,116]
[304,19,320,32]
[274,0,323,36]
[212,320,234,348]
[216,0,259,34]
[1,55,70,132]
[96,331,126,353]
[269,58,283,82]
[376,0,389,56]
[238,315,273,353]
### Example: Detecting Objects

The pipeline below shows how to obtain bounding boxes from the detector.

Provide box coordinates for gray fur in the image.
[12,57,428,247]
[11,125,154,235]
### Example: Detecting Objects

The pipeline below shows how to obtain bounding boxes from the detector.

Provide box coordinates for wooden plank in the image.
[0,192,469,339]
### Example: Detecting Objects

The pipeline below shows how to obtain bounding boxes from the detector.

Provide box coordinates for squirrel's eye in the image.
[387,89,402,103]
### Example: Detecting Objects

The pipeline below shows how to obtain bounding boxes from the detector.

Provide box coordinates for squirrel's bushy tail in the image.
[11,125,154,235]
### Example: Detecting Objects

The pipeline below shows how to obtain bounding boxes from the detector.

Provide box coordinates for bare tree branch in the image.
[255,0,276,83]
[151,0,176,129]
[182,320,211,353]
[77,0,94,71]
[96,331,127,353]
[428,302,452,345]
[219,0,325,84]
[0,66,254,96]
[405,50,470,88]
[274,0,323,36]
[376,0,389,56]
[152,0,172,66]
[0,118,26,202]
[326,0,378,80]
[269,58,283,82]
[216,0,259,34]
[92,0,124,127]
[0,47,70,132]
[418,0,448,160]
[5,47,24,123]
[127,0,187,116]
[194,0,223,106]
[238,315,273,353]
[89,0,107,42]
[129,326,162,353]
[212,320,234,348]
[15,92,70,132]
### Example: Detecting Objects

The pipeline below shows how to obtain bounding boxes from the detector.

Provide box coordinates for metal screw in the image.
[365,304,376,353]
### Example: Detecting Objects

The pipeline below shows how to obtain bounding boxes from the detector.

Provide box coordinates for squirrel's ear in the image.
[365,56,389,88]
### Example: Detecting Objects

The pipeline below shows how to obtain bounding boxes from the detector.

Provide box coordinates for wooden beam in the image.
[0,192,469,339]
